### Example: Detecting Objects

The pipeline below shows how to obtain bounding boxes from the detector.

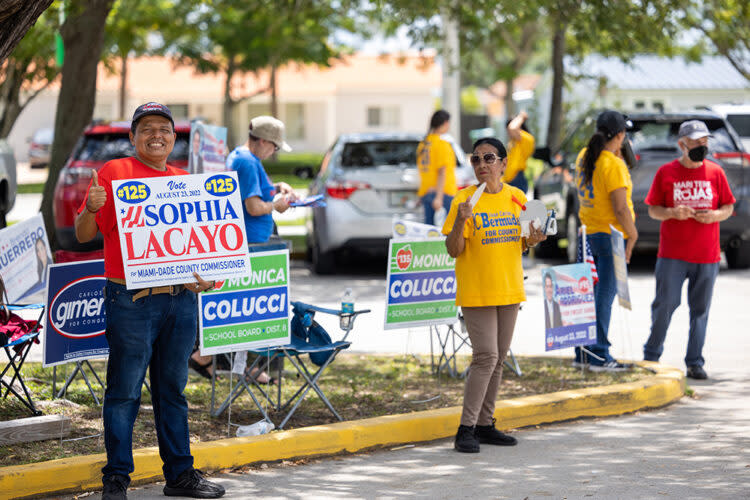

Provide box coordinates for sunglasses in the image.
[470,152,503,167]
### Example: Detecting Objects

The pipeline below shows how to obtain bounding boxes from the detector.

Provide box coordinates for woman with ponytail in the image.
[417,110,457,225]
[574,110,638,372]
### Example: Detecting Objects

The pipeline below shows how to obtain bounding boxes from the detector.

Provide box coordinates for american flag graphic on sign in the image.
[577,224,598,285]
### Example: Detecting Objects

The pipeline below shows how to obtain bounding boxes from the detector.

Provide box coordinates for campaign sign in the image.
[384,238,458,330]
[543,263,597,351]
[0,214,52,303]
[199,249,290,355]
[610,225,632,310]
[112,172,251,289]
[188,122,228,174]
[43,260,108,367]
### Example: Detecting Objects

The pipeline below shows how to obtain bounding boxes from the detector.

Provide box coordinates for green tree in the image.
[0,5,60,138]
[41,0,115,249]
[167,0,353,145]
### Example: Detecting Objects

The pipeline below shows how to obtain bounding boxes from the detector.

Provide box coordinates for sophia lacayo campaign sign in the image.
[112,172,251,289]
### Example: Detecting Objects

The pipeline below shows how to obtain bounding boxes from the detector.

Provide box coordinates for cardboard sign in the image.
[112,172,251,289]
[610,225,632,310]
[199,249,290,355]
[543,263,597,351]
[188,122,228,174]
[384,238,458,329]
[392,218,443,240]
[43,260,108,367]
[0,214,52,303]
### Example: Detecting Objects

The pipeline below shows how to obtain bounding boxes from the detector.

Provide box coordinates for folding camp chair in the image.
[211,301,370,430]
[0,275,44,416]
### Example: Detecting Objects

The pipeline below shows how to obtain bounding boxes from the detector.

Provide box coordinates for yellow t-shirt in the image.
[502,130,535,183]
[441,184,527,306]
[575,148,635,235]
[416,133,457,197]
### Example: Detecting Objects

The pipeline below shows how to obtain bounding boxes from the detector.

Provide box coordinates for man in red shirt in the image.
[643,120,735,380]
[75,103,225,499]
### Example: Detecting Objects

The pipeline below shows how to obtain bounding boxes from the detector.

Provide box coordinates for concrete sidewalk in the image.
[0,362,684,499]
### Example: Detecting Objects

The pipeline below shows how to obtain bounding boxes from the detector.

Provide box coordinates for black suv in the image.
[534,111,750,268]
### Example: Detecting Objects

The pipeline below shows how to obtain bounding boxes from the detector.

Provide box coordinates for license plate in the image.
[388,190,418,208]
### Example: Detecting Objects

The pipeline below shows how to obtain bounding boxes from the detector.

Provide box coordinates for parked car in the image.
[306,132,475,274]
[53,121,190,251]
[707,103,750,151]
[28,127,54,168]
[0,139,17,228]
[534,110,750,268]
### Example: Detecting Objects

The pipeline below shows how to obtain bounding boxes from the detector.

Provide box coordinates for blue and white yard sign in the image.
[43,260,108,367]
[543,263,597,351]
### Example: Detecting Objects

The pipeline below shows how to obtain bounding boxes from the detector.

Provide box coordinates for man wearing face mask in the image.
[642,120,735,380]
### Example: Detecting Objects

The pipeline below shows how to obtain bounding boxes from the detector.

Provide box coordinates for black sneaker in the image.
[163,469,225,498]
[454,424,480,453]
[102,475,129,500]
[686,365,708,380]
[475,418,517,446]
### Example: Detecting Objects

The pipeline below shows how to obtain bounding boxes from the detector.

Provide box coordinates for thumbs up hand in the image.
[86,169,107,213]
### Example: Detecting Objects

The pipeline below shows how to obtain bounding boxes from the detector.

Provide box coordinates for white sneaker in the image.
[589,360,631,372]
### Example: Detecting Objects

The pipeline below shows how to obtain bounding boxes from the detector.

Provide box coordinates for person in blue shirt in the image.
[190,116,298,384]
[228,115,298,246]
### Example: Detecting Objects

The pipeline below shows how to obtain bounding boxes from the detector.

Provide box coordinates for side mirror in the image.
[294,166,314,179]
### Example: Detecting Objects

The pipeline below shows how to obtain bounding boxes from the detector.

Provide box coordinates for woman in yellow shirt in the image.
[574,110,638,372]
[502,111,535,194]
[442,137,546,453]
[417,110,457,225]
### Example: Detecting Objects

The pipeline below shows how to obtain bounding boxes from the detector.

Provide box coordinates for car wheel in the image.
[311,236,336,274]
[725,239,750,269]
[0,207,6,229]
[566,212,579,263]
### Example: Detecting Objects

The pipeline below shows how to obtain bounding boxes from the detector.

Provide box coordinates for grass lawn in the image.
[0,354,650,467]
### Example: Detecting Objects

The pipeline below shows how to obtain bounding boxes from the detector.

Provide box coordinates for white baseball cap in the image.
[248,116,292,152]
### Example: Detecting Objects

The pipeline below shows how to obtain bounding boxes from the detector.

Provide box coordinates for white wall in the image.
[7,93,58,162]
[335,90,435,137]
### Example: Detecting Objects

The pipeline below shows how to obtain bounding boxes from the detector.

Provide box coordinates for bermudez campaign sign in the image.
[0,214,53,303]
[542,263,597,351]
[112,172,251,289]
[43,260,108,367]
[384,238,458,330]
[199,249,290,356]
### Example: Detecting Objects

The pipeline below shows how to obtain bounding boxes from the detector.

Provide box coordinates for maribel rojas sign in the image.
[384,238,458,329]
[199,249,291,355]
[43,260,108,367]
[112,172,251,288]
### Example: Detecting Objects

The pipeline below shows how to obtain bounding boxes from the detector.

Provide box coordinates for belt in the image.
[108,278,185,302]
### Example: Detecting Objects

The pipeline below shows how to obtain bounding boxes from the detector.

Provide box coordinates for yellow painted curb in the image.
[1,361,684,500]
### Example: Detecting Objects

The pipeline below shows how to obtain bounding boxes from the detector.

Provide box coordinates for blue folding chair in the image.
[211,301,370,430]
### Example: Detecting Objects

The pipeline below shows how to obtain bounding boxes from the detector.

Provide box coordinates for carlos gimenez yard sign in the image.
[384,238,458,330]
[199,249,291,355]
[43,260,108,367]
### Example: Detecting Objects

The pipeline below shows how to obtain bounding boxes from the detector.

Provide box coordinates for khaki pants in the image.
[460,304,520,427]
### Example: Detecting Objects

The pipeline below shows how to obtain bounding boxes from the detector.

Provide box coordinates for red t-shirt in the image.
[645,159,735,263]
[78,157,188,279]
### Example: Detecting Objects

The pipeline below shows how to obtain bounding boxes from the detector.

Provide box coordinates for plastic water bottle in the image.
[434,207,447,228]
[340,288,355,330]
[236,419,275,437]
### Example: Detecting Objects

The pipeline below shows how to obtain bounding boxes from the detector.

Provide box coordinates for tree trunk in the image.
[118,54,127,119]
[0,0,53,64]
[270,65,278,118]
[223,58,236,147]
[41,0,115,250]
[504,76,515,123]
[546,22,566,152]
[0,60,24,138]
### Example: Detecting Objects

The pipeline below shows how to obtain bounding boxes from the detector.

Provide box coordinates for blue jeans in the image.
[575,232,619,364]
[421,192,453,226]
[507,171,528,194]
[643,258,719,368]
[102,281,197,485]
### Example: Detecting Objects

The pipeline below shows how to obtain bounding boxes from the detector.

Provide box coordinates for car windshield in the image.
[72,133,189,163]
[629,120,738,154]
[340,141,419,168]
